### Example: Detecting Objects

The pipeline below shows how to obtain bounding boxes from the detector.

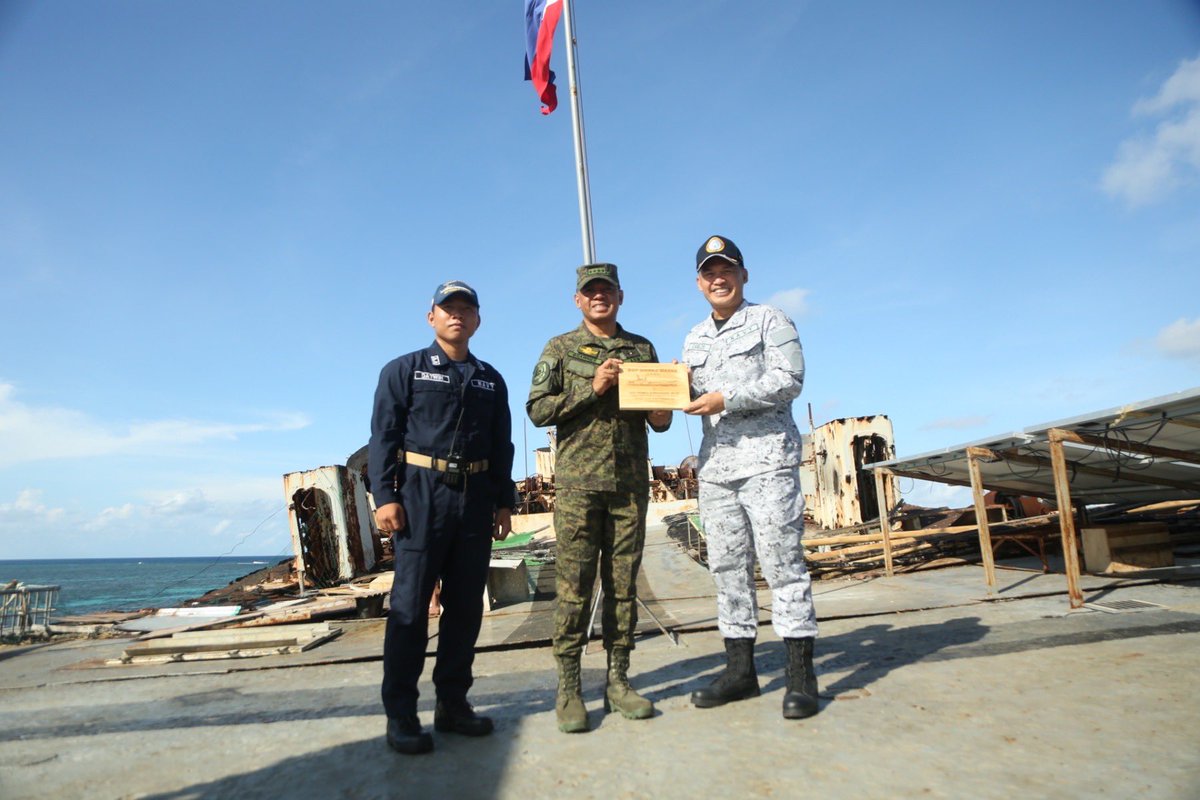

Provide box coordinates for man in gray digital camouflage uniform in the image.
[527,263,672,733]
[682,235,819,719]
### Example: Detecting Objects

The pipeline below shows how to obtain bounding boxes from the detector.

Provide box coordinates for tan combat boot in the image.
[603,647,654,719]
[555,655,588,733]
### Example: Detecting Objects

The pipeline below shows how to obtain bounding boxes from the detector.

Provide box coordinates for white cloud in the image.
[0,381,311,468]
[1133,56,1200,116]
[766,287,811,318]
[920,415,990,431]
[1,484,292,558]
[3,488,64,522]
[147,489,213,517]
[1103,55,1200,206]
[1155,317,1200,362]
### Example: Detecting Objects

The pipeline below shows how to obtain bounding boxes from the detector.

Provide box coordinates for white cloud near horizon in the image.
[1102,54,1200,206]
[1,488,65,523]
[1155,317,1200,362]
[0,382,311,468]
[4,481,291,558]
[766,287,811,318]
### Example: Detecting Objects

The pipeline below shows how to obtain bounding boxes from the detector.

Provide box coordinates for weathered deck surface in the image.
[1,513,1198,799]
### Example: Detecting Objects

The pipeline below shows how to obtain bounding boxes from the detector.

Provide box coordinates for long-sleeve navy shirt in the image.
[368,341,516,510]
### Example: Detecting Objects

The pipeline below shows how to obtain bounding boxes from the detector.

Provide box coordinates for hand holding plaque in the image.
[618,362,690,410]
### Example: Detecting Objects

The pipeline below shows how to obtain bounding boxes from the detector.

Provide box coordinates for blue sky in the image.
[2,1,1198,559]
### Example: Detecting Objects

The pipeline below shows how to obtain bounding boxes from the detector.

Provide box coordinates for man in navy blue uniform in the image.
[369,280,517,755]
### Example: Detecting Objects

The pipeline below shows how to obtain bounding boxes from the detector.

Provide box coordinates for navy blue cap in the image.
[696,235,744,271]
[432,280,479,307]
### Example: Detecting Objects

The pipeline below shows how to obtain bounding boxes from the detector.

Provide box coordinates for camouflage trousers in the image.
[552,488,649,659]
[699,466,818,640]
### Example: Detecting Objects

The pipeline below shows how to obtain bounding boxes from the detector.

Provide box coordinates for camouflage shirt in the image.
[527,323,671,493]
[683,301,805,483]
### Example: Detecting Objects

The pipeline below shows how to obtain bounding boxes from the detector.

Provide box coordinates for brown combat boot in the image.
[555,655,588,733]
[603,647,654,719]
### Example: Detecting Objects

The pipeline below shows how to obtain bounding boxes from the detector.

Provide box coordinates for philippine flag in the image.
[524,0,562,115]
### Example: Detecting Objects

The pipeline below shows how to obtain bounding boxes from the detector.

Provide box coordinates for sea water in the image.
[0,556,285,618]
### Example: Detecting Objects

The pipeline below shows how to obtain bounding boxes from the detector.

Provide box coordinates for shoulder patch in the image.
[532,361,551,385]
[767,325,799,347]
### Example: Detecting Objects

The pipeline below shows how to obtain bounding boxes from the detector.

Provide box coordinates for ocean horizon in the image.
[0,556,287,618]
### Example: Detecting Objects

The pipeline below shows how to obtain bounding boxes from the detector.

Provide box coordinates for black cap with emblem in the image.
[575,263,620,292]
[696,235,744,271]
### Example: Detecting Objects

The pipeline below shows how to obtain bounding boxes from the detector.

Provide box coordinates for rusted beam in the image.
[1048,434,1084,608]
[966,449,997,589]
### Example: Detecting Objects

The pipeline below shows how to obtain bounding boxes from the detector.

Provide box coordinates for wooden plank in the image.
[1048,430,1084,608]
[805,530,973,561]
[114,627,341,664]
[967,448,998,589]
[141,622,330,645]
[126,636,310,656]
[803,513,1059,549]
[873,468,894,577]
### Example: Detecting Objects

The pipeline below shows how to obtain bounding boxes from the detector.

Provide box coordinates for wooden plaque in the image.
[618,362,690,410]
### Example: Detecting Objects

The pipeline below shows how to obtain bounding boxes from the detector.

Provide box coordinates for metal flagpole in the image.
[557,2,678,651]
[561,0,596,264]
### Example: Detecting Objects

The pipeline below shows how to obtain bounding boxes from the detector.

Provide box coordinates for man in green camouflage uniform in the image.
[527,263,672,733]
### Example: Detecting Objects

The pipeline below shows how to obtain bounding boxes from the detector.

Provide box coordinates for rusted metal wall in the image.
[808,415,898,530]
[284,465,377,587]
[534,447,555,480]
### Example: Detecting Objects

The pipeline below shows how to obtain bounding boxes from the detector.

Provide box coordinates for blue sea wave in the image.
[0,556,285,617]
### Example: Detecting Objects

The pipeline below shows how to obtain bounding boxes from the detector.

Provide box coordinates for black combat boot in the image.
[691,638,760,708]
[782,637,819,719]
[386,714,434,754]
[434,697,495,736]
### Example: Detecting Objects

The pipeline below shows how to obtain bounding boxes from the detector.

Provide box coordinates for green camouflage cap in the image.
[575,263,620,292]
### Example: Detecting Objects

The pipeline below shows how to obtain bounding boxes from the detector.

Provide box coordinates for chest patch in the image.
[415,370,451,384]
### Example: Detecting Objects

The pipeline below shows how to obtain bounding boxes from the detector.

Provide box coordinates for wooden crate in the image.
[1081,523,1174,573]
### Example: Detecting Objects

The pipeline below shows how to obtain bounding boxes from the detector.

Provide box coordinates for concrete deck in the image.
[2,515,1198,799]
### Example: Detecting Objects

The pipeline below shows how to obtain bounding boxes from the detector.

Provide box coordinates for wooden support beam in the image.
[966,447,997,589]
[873,468,895,576]
[1052,427,1200,466]
[1048,432,1084,608]
[993,447,1200,494]
[883,467,975,489]
[1110,409,1200,431]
